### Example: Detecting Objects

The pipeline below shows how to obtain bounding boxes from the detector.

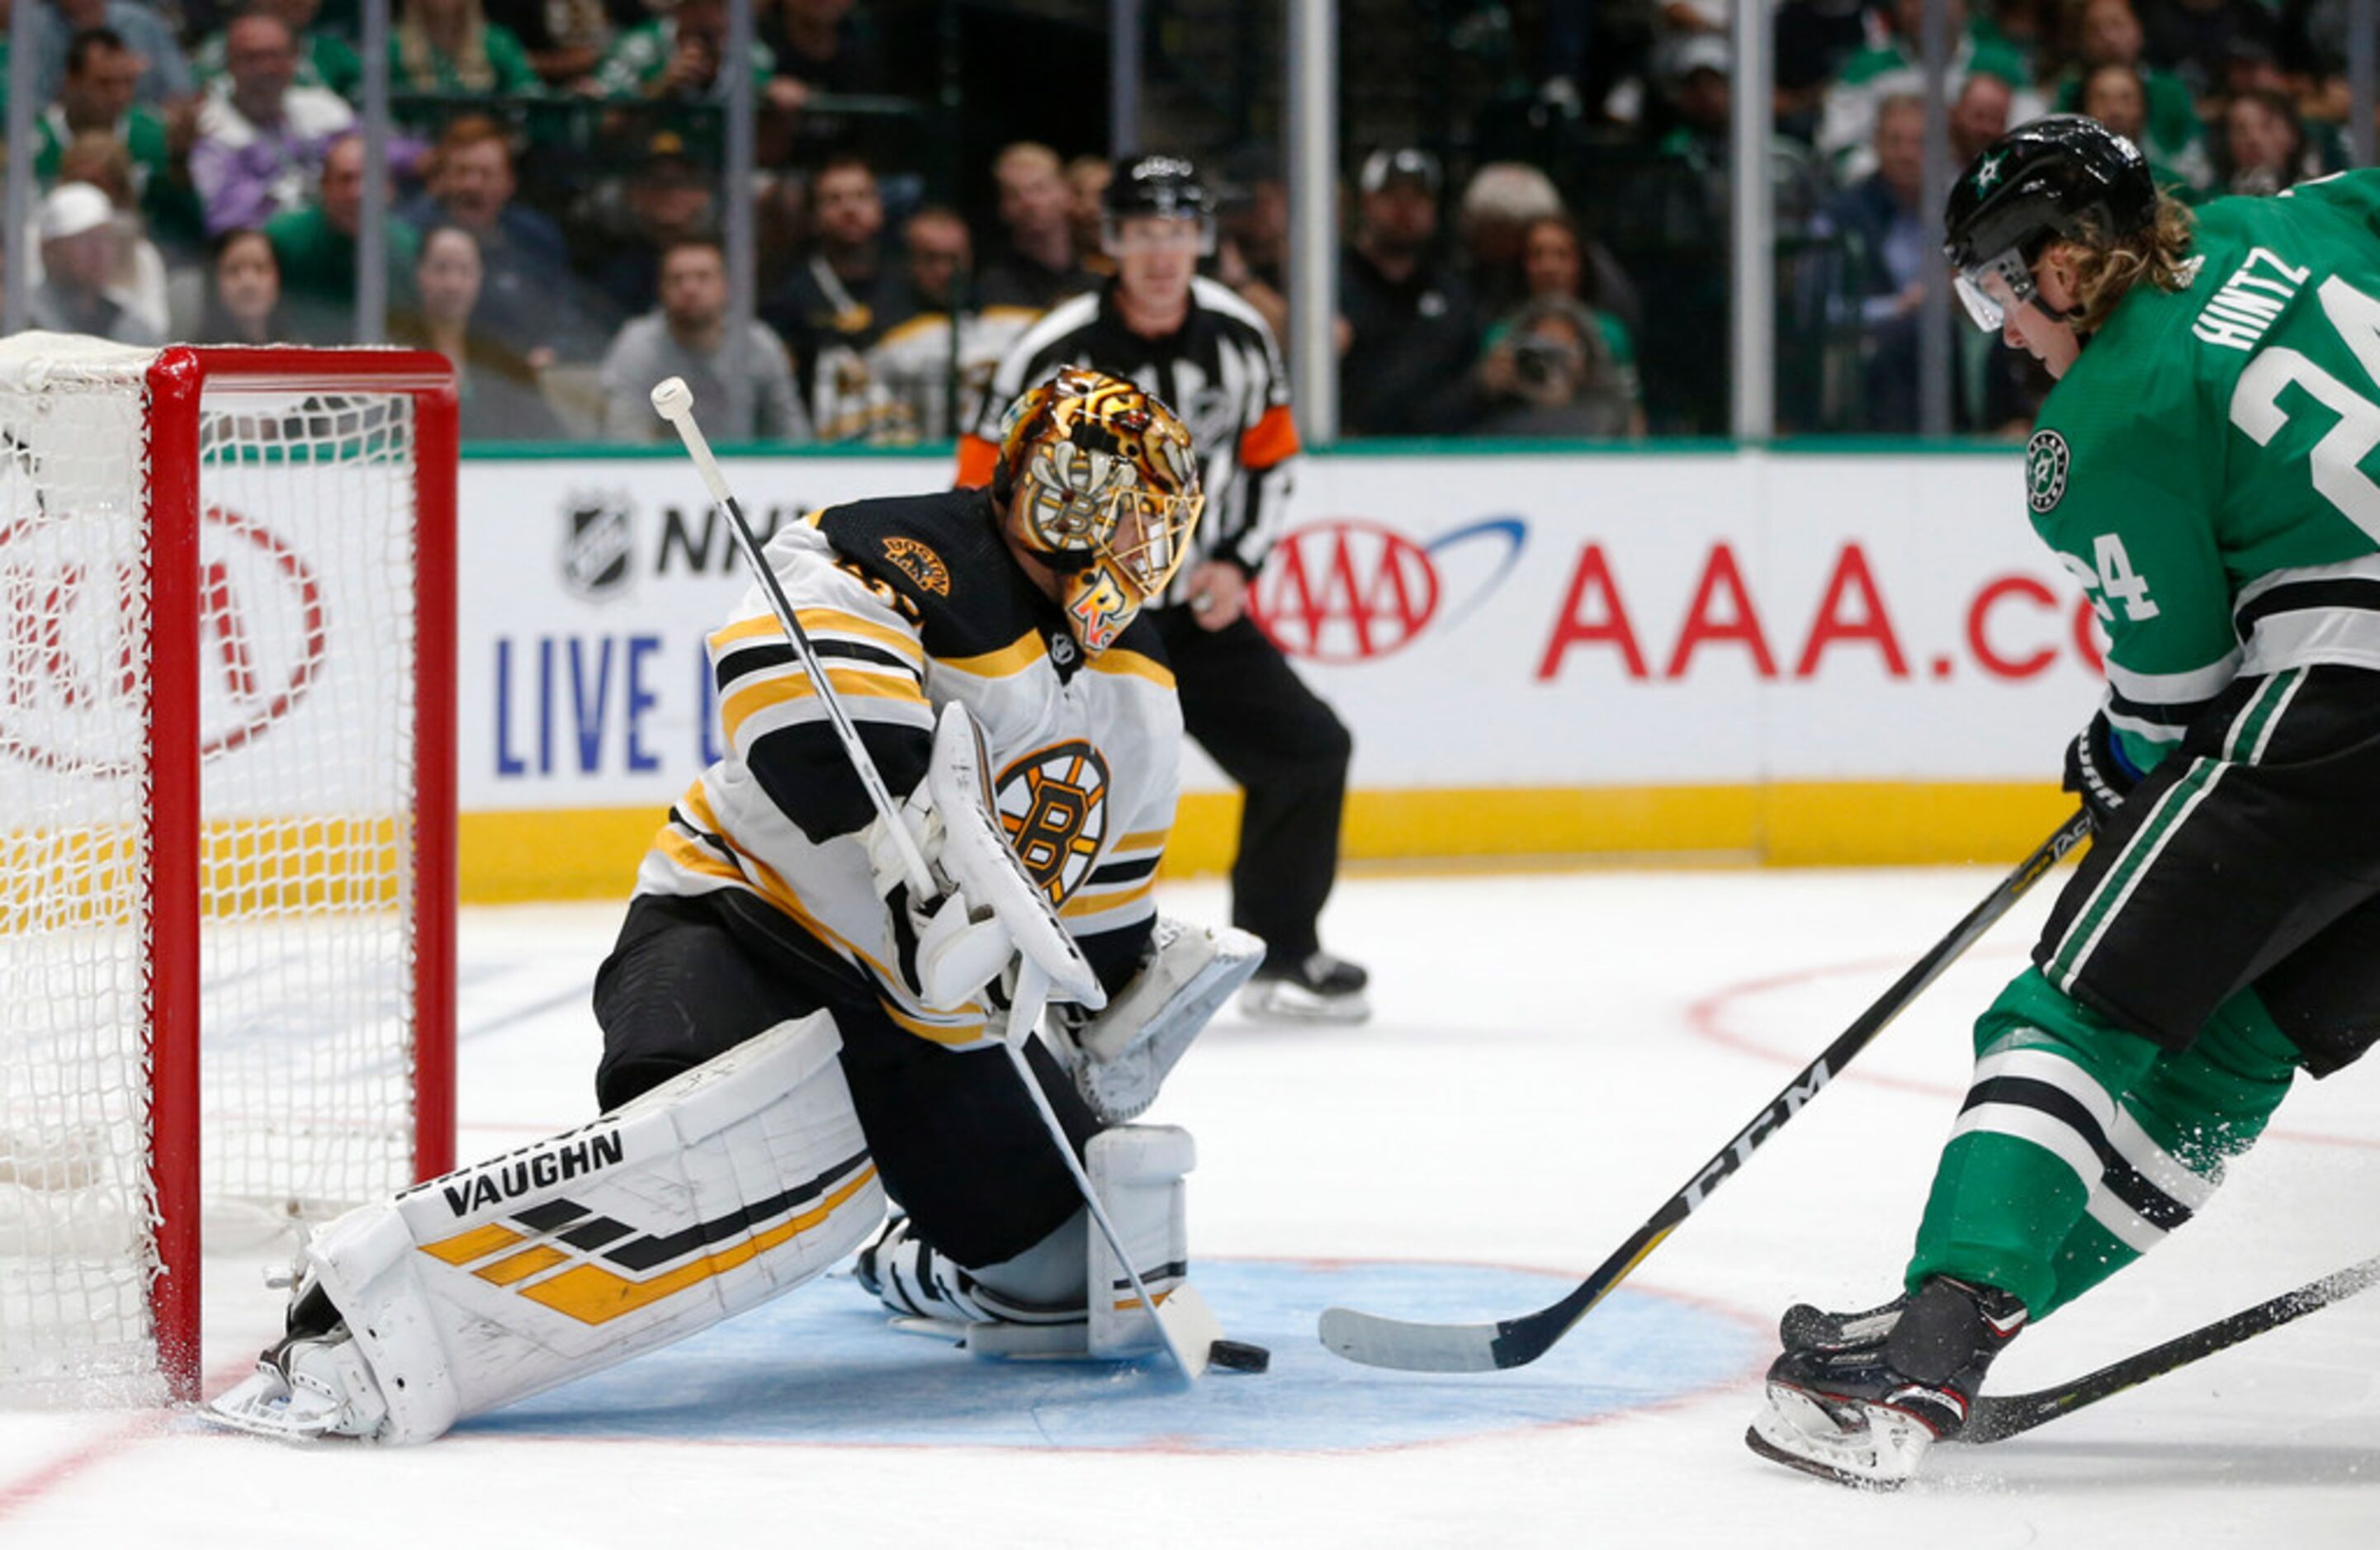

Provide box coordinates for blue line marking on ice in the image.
[459,1259,1763,1451]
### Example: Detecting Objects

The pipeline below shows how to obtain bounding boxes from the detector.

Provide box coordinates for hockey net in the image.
[0,337,456,1405]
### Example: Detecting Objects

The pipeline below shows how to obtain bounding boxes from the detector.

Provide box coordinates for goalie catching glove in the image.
[867,702,1104,1023]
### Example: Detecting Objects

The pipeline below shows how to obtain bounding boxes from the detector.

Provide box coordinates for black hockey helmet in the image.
[1942,115,2155,331]
[1104,154,1216,253]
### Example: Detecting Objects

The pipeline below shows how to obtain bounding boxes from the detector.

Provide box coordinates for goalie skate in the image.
[206,1319,387,1443]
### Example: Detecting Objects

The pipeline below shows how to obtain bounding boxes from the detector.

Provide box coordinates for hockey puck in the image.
[1207,1339,1270,1373]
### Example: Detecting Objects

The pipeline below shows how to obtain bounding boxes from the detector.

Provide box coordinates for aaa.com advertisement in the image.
[453,448,2100,814]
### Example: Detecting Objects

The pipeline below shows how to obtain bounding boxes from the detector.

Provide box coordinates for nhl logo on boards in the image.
[561,494,635,601]
[2026,431,2070,514]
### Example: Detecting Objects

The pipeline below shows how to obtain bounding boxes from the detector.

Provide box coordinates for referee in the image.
[958,153,1368,1023]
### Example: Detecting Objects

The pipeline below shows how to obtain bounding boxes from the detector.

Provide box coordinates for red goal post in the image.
[0,339,457,1404]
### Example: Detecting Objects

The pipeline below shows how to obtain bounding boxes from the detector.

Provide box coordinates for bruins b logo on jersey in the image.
[995,740,1111,903]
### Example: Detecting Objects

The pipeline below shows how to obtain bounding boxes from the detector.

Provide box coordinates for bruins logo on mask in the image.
[995,740,1111,903]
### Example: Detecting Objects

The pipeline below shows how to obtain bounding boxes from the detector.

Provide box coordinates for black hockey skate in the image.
[1238,950,1370,1024]
[1747,1276,2027,1489]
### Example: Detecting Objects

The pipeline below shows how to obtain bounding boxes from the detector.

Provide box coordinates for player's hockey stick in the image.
[649,378,1215,1383]
[1318,808,2096,1373]
[1959,1250,2380,1444]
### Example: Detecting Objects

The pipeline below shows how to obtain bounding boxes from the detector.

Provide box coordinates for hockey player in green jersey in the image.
[1749,115,2380,1488]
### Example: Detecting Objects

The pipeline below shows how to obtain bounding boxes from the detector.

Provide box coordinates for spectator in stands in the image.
[1065,153,1116,278]
[392,224,567,441]
[25,0,196,111]
[400,116,579,363]
[194,0,365,100]
[1214,147,1289,349]
[42,134,171,338]
[599,238,808,442]
[864,206,1037,444]
[757,0,887,160]
[2051,0,2209,190]
[390,0,544,96]
[590,131,717,323]
[1949,69,2014,168]
[596,0,797,110]
[39,28,208,259]
[761,154,907,440]
[1467,295,1644,438]
[267,131,421,343]
[2137,0,2280,103]
[28,182,163,345]
[2218,86,2314,197]
[195,227,288,343]
[1337,146,1483,437]
[976,141,1099,313]
[191,11,357,233]
[485,0,632,92]
[2079,63,2202,196]
[1456,161,1564,320]
[1436,216,1644,438]
[1825,93,1935,432]
[1818,0,2036,181]
[1777,0,1877,143]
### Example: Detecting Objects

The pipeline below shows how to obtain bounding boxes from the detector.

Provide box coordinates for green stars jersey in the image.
[2027,169,2380,774]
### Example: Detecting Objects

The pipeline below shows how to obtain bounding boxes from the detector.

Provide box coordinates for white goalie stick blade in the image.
[1153,1283,1222,1383]
[1316,1308,1502,1373]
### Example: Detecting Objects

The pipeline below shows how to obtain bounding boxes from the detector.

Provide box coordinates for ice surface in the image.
[2,867,2373,1547]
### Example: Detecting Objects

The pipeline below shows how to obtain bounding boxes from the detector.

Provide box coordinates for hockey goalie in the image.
[210,369,1263,1442]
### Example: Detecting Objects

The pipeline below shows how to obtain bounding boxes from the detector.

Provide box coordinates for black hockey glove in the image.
[2061,711,2141,834]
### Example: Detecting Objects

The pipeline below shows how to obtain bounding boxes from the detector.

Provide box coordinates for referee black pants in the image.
[1152,607,1353,966]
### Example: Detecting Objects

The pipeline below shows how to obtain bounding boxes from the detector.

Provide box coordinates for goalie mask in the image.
[993,369,1204,655]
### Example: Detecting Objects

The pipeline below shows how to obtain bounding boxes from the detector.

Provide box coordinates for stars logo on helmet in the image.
[1973,153,2006,193]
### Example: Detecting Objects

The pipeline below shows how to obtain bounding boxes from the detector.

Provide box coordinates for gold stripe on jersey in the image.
[710,608,927,669]
[942,631,1049,679]
[1061,871,1157,920]
[719,664,930,748]
[1115,828,1169,853]
[660,784,997,1042]
[1083,645,1175,689]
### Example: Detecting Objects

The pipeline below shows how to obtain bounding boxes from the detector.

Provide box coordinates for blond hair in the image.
[2065,192,2196,333]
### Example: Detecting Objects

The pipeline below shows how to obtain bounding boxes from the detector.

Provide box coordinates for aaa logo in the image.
[1250,517,1526,663]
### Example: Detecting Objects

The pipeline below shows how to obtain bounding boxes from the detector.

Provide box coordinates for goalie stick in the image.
[1318,808,2095,1373]
[1959,1250,2380,1444]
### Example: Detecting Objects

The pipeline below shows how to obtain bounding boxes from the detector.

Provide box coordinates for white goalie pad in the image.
[207,1013,885,1444]
[1086,1125,1210,1360]
[859,1124,1207,1365]
[1056,918,1263,1122]
[926,702,1105,1012]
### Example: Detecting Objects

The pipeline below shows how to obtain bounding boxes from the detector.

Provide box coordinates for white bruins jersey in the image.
[859,305,1040,443]
[634,488,1180,1047]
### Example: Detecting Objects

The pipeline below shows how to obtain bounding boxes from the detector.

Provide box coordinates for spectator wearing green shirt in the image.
[266,130,419,343]
[1817,0,2042,182]
[2050,0,2209,194]
[390,0,543,97]
[194,0,366,101]
[35,27,208,258]
[595,0,797,110]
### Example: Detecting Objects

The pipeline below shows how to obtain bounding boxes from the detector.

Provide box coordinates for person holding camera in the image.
[1466,295,1642,438]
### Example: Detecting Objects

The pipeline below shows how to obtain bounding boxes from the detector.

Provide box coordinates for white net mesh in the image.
[0,343,428,1403]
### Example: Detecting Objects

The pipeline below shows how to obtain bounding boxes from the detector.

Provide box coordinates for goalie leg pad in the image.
[206,1012,885,1444]
[1059,919,1263,1122]
[1086,1124,1195,1359]
[852,1123,1198,1363]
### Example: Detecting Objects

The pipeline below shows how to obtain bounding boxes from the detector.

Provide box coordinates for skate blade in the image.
[1744,1384,1922,1491]
[1237,982,1371,1025]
